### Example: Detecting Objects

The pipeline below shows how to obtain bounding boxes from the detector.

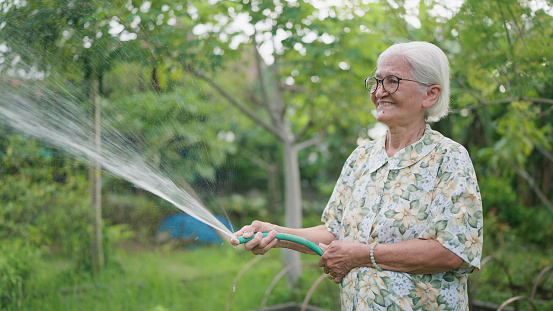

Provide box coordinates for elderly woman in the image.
[231,41,483,311]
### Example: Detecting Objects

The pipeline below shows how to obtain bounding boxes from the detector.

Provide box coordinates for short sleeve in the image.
[420,144,483,273]
[321,147,361,239]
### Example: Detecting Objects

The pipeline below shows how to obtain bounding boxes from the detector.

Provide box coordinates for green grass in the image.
[9,238,553,311]
[15,245,340,311]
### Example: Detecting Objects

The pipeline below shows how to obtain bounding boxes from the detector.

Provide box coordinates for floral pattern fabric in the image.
[322,124,483,311]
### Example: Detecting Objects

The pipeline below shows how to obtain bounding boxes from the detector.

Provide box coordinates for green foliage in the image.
[102,189,167,244]
[478,175,517,213]
[0,241,39,308]
[0,135,89,248]
[212,193,269,226]
[442,0,553,199]
[0,133,126,274]
[105,89,238,184]
[1,0,553,308]
[102,63,156,99]
[0,0,136,81]
[512,206,553,247]
[474,212,553,309]
[0,134,89,304]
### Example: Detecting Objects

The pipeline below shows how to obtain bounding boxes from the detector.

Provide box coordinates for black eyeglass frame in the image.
[364,75,433,94]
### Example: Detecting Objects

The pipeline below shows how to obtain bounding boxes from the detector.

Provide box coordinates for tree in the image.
[375,0,553,230]
[131,0,390,283]
[442,0,553,213]
[0,0,139,273]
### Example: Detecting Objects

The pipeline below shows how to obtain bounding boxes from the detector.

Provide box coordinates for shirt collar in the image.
[367,124,442,173]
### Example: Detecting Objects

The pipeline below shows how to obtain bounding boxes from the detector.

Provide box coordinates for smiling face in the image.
[370,54,430,128]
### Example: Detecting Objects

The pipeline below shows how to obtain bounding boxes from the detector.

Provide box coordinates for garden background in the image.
[0,0,552,310]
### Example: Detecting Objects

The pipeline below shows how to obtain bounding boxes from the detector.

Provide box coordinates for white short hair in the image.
[378,41,450,122]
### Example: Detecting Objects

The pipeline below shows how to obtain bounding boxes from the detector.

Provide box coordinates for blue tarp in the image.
[158,213,233,245]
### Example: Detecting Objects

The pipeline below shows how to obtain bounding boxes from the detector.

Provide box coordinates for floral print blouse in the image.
[322,124,483,311]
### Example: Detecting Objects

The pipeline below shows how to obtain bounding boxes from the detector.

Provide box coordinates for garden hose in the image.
[237,232,324,256]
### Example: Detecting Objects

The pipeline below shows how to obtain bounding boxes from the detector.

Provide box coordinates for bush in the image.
[103,191,166,244]
[212,193,269,226]
[0,240,39,308]
[479,175,553,247]
[0,134,123,276]
[478,176,517,216]
[514,206,553,247]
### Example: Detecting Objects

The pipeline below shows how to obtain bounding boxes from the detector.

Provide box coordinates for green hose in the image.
[237,232,324,256]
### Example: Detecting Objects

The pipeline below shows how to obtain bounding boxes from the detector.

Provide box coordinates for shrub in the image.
[0,240,39,308]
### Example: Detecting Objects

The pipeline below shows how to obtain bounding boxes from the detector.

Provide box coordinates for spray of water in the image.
[0,78,235,240]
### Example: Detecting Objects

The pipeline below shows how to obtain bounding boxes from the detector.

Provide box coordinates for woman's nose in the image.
[374,83,389,97]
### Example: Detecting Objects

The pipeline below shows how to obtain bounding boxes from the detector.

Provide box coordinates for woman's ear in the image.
[423,84,442,109]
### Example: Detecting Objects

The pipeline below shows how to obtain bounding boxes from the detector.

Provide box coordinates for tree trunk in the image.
[282,134,302,285]
[151,65,161,93]
[90,73,104,274]
[183,64,305,284]
[543,155,552,201]
[265,150,280,220]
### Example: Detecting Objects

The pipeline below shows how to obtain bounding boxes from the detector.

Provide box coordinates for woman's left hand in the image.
[318,240,358,284]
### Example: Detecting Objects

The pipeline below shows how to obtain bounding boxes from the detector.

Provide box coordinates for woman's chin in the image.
[375,111,392,124]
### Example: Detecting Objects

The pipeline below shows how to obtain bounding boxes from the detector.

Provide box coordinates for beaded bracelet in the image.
[370,243,382,271]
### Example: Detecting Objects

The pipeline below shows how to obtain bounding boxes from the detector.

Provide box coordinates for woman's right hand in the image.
[231,220,278,255]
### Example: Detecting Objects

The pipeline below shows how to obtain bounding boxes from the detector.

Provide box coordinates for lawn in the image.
[16,244,340,311]
[9,240,553,311]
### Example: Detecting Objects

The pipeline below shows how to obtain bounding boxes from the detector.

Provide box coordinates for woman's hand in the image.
[231,220,278,255]
[318,240,359,283]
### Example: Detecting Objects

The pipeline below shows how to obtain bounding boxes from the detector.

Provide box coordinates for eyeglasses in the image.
[364,75,432,94]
